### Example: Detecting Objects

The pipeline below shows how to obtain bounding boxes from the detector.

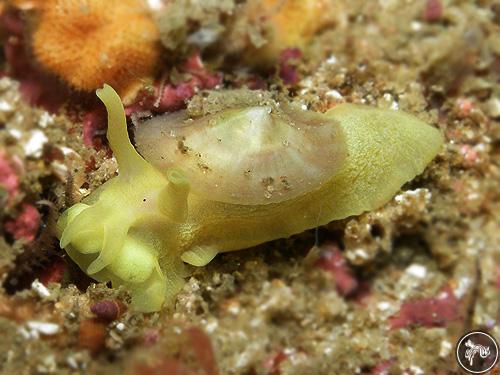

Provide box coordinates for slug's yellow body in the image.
[58,85,443,312]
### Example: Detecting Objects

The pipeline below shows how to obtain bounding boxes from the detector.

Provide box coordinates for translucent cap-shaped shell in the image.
[135,104,346,204]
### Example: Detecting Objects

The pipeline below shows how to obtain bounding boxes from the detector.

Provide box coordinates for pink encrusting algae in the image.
[4,203,40,242]
[0,150,20,205]
[389,285,461,329]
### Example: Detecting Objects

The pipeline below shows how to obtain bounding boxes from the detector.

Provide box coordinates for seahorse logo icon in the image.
[456,331,498,374]
[465,339,491,367]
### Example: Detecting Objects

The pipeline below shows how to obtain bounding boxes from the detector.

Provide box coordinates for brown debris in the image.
[78,318,107,355]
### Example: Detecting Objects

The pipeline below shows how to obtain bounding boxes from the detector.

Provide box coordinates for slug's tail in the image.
[96,84,147,175]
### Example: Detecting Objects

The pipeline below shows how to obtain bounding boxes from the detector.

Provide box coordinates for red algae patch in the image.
[313,243,360,297]
[4,203,40,242]
[0,150,20,205]
[389,285,461,329]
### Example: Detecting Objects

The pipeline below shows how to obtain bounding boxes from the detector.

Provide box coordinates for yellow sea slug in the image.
[57,85,443,312]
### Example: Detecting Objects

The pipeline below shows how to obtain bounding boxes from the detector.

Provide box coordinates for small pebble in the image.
[31,279,51,298]
[26,321,60,336]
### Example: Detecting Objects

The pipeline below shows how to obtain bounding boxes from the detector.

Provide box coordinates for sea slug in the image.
[57,85,443,312]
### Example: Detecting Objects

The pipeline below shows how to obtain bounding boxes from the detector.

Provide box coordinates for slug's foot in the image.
[124,261,188,312]
[108,247,190,312]
[181,246,219,267]
[125,266,167,312]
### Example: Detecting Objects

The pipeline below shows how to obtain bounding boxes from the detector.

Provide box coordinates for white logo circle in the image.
[456,331,499,374]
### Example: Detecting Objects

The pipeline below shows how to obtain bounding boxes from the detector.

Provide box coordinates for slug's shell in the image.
[135,104,347,205]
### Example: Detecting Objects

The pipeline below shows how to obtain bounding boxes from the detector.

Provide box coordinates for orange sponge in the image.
[32,0,160,95]
[227,0,338,65]
[262,0,336,49]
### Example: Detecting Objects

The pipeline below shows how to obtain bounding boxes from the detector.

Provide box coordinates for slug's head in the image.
[57,85,189,312]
